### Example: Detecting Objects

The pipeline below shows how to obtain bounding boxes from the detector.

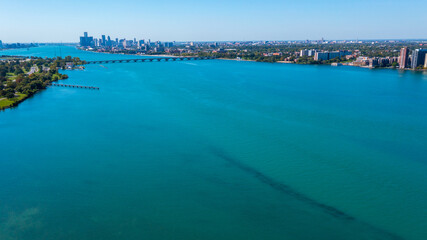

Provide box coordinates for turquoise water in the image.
[1,46,427,240]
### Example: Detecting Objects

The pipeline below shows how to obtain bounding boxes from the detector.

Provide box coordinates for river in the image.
[1,46,426,240]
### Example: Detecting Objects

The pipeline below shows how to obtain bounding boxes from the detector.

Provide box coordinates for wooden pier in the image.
[50,83,99,90]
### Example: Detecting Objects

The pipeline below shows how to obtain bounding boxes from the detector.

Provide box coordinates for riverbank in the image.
[83,49,176,58]
[218,58,256,62]
[0,56,83,111]
[0,93,28,110]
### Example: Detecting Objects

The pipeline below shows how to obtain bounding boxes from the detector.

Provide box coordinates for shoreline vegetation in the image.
[0,56,85,110]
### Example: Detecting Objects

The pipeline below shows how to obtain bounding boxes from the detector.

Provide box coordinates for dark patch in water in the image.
[210,147,404,240]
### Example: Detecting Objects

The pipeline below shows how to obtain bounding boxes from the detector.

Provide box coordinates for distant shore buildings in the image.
[78,32,174,54]
[0,40,36,50]
[76,33,426,69]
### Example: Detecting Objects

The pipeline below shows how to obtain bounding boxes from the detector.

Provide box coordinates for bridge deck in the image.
[85,56,215,64]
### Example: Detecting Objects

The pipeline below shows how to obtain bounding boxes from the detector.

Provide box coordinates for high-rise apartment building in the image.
[398,47,409,69]
[314,52,329,61]
[314,51,350,61]
[300,49,309,57]
[411,49,427,69]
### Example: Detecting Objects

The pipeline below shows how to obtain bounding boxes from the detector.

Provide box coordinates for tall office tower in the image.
[411,49,427,69]
[107,36,111,46]
[398,47,409,69]
[102,35,106,46]
[80,32,94,47]
[0,40,3,48]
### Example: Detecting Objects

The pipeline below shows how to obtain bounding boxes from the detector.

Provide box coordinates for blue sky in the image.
[1,0,426,42]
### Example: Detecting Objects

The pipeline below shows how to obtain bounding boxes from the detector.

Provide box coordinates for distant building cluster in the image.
[0,40,36,49]
[398,47,427,69]
[79,32,174,53]
[76,33,427,69]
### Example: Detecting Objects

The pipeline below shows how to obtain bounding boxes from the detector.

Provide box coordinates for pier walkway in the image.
[50,83,99,90]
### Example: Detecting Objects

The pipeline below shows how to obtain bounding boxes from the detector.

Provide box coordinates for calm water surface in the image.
[1,46,427,240]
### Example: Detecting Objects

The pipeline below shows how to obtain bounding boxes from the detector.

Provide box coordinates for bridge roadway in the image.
[85,56,216,64]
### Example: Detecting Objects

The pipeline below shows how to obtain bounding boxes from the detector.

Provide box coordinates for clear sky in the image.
[1,0,427,43]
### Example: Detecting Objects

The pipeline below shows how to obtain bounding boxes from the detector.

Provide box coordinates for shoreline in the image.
[82,48,176,58]
[82,48,427,71]
[218,58,256,62]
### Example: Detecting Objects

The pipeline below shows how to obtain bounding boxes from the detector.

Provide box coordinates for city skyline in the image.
[1,0,427,42]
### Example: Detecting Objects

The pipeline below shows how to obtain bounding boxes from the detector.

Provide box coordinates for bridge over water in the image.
[85,56,216,64]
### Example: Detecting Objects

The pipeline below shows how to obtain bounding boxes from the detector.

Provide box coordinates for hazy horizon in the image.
[3,38,427,44]
[1,0,427,42]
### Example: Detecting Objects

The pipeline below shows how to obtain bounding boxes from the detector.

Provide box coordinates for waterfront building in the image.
[79,32,94,47]
[314,50,350,61]
[411,49,427,69]
[398,47,409,69]
[314,52,329,61]
[308,49,316,57]
[300,49,309,57]
[328,51,341,59]
[369,58,379,68]
[378,57,393,67]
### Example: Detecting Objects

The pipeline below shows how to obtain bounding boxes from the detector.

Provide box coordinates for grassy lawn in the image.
[0,93,27,110]
[6,72,16,80]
